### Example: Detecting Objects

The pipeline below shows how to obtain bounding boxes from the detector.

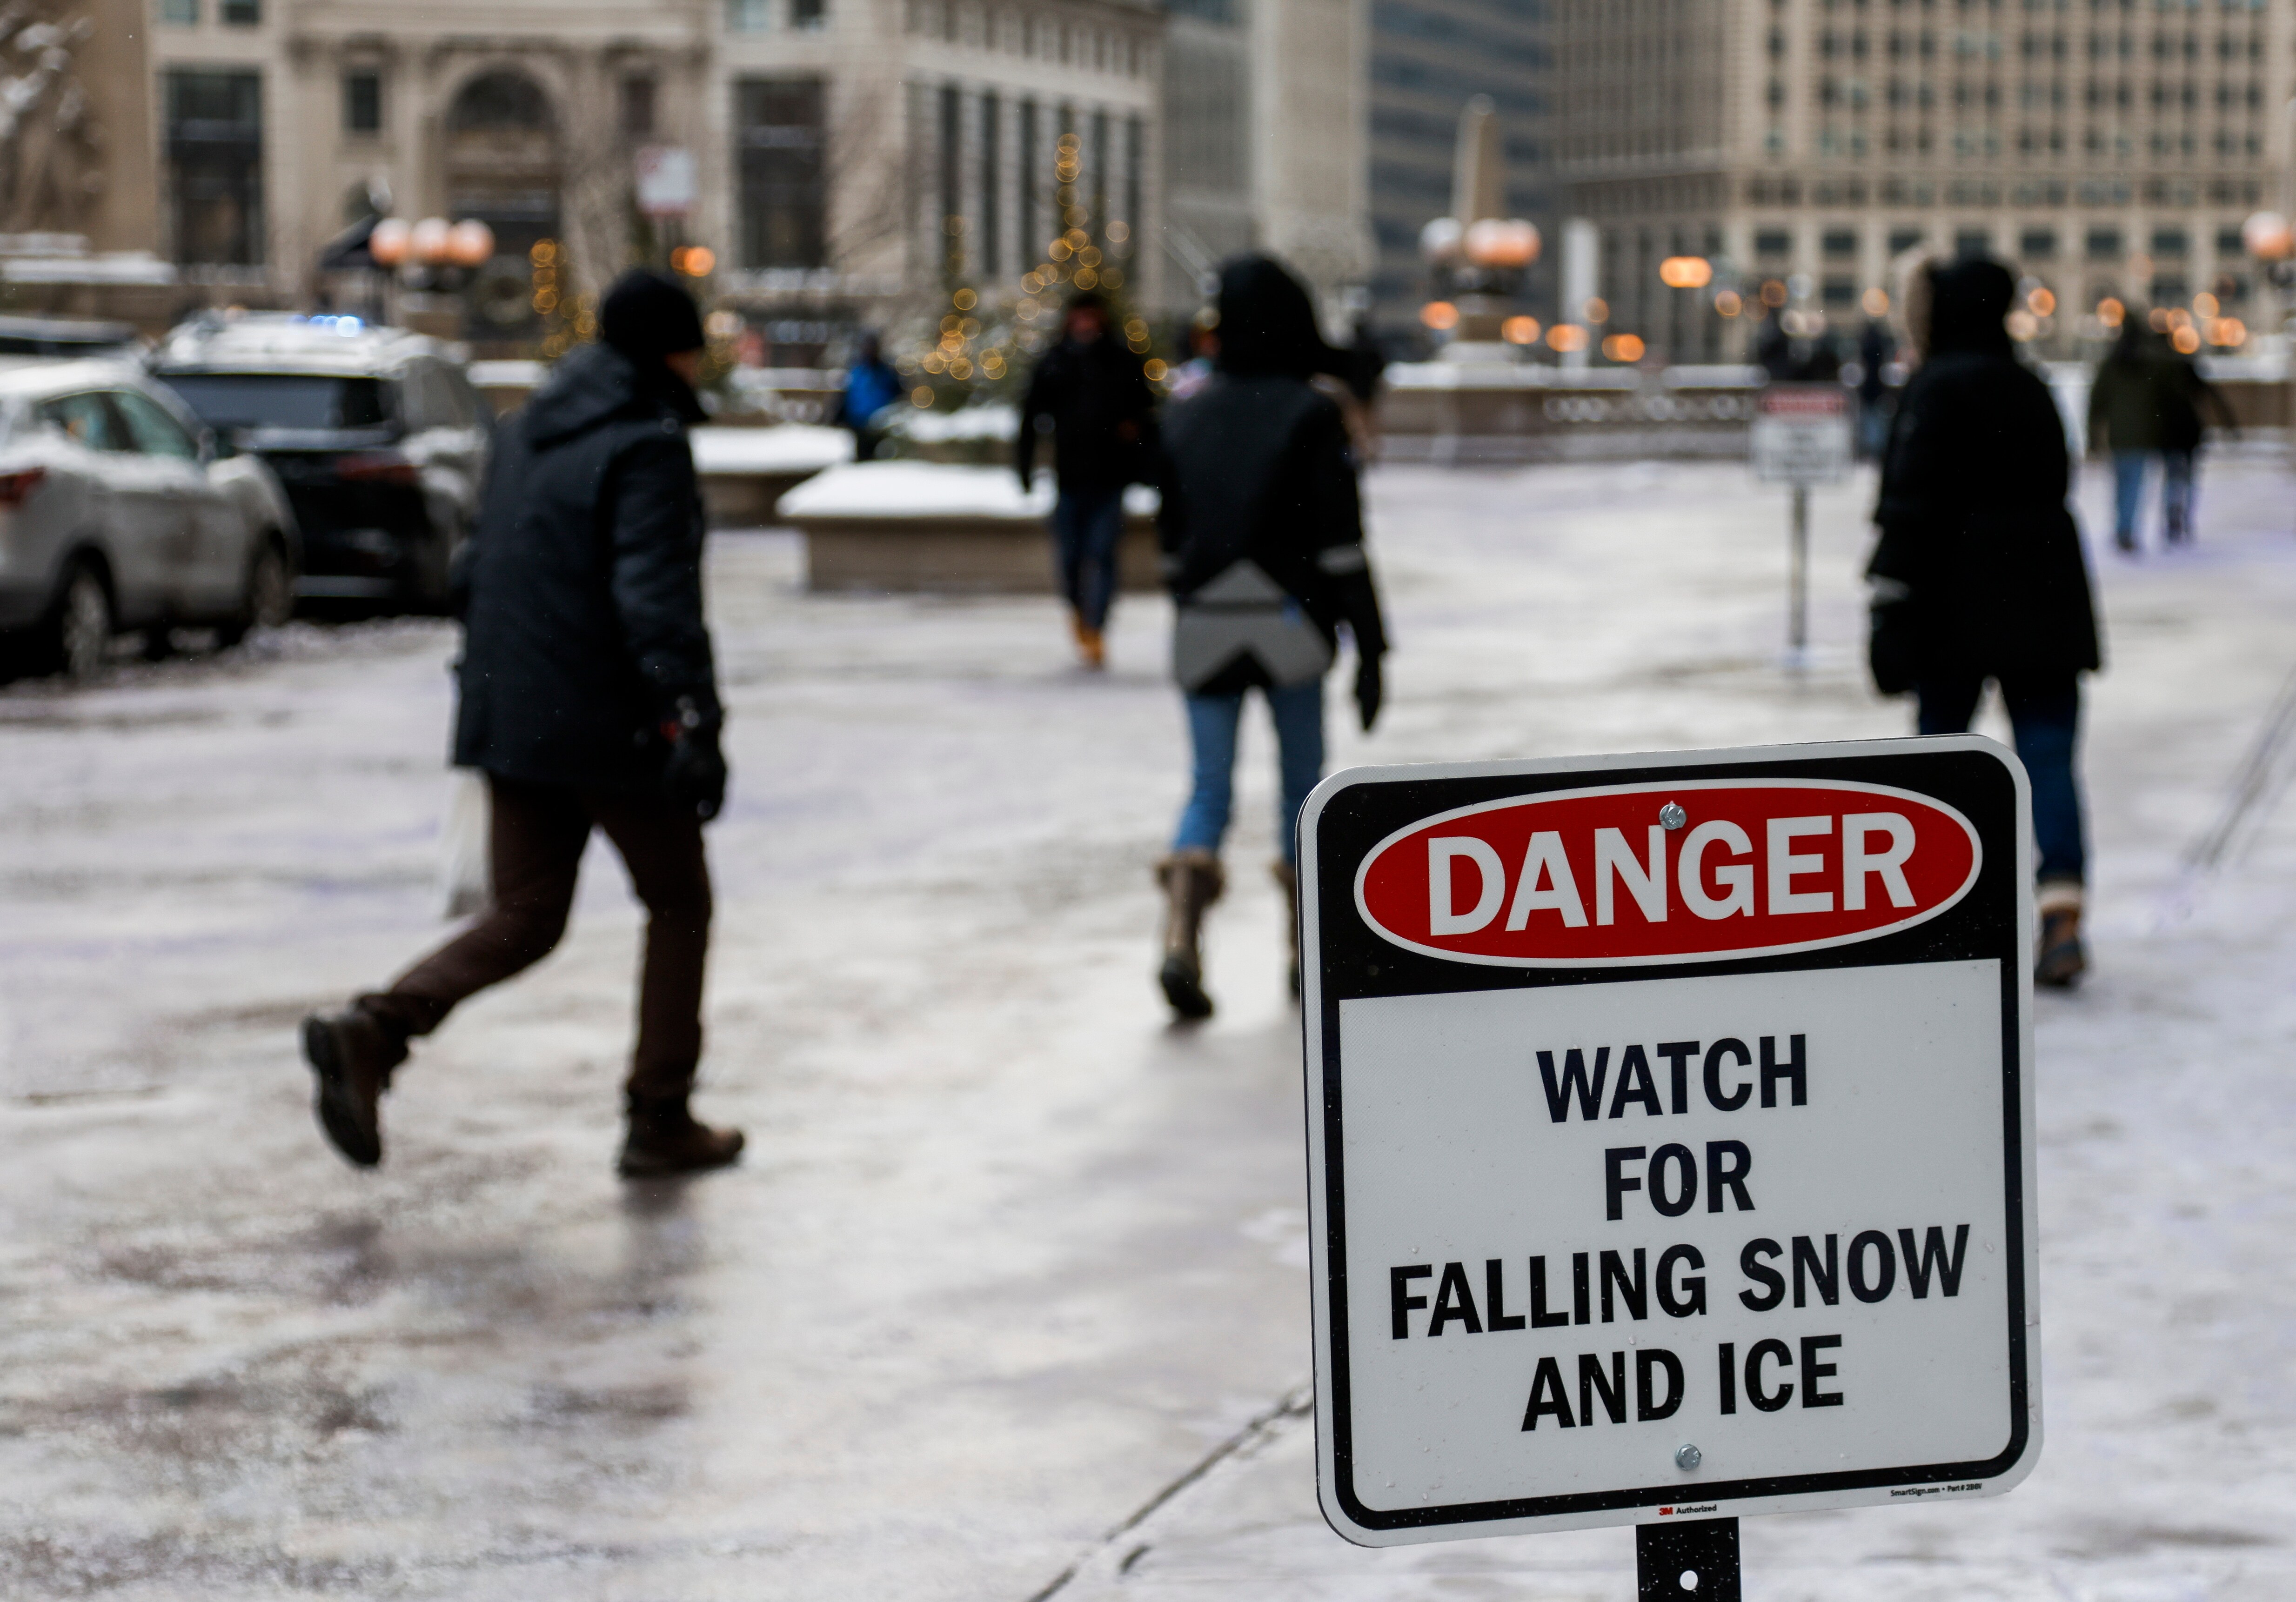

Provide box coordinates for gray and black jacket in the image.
[1156,371,1387,696]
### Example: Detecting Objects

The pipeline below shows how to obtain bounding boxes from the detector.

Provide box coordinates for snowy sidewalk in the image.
[1,455,2292,1600]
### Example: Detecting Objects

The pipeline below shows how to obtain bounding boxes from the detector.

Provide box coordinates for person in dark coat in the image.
[2087,319,2237,551]
[1151,254,1389,1017]
[1016,290,1156,668]
[1868,255,2102,987]
[301,269,743,1177]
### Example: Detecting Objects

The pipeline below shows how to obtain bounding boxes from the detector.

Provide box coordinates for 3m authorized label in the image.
[1299,739,2039,1545]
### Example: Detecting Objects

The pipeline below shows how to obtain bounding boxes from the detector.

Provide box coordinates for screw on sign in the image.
[1298,738,2039,1595]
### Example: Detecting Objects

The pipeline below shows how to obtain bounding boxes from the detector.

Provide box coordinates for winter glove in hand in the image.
[660,696,728,822]
[1354,654,1384,734]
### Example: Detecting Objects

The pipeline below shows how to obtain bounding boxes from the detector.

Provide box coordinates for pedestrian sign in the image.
[1750,385,1854,487]
[1298,738,2039,1546]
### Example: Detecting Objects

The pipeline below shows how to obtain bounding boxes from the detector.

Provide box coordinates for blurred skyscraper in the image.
[1158,0,1374,321]
[1365,0,1553,343]
[1554,0,2295,363]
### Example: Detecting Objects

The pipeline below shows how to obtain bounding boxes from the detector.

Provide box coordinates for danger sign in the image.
[1299,738,2038,1545]
[1750,384,1854,486]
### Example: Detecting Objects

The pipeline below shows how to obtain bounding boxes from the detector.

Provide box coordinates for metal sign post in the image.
[1751,386,1853,670]
[1299,739,2040,1593]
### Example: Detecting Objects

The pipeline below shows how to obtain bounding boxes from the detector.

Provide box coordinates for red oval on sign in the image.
[1352,780,1981,967]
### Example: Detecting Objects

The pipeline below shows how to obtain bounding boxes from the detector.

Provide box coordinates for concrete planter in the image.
[778,463,1161,594]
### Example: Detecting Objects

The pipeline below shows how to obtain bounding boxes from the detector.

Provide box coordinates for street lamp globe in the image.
[2241,211,2293,262]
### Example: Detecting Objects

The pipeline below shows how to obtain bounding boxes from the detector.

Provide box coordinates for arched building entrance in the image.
[443,69,560,340]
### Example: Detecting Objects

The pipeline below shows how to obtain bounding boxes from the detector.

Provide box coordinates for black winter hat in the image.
[600,268,706,361]
[1214,254,1338,380]
[1925,257,2015,358]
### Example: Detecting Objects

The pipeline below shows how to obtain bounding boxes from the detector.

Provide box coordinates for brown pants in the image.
[363,775,713,1099]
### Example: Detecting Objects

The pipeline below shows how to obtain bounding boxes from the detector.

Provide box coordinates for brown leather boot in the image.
[2035,882,2087,988]
[1272,859,1301,999]
[618,1093,746,1178]
[301,1007,404,1168]
[1155,849,1224,1020]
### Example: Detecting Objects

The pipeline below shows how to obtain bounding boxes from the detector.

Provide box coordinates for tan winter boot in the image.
[1155,849,1224,1020]
[1272,859,1301,999]
[2035,881,2087,988]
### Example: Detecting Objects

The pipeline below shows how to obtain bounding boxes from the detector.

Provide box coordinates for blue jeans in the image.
[1173,679,1325,867]
[1053,485,1125,632]
[2112,450,2197,546]
[1918,674,2086,885]
[2111,450,2148,544]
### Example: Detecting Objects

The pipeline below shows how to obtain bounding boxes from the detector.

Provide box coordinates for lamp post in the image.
[368,216,497,331]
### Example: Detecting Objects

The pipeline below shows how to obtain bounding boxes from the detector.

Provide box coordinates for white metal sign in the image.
[636,147,699,220]
[1750,384,1854,486]
[1299,738,2038,1545]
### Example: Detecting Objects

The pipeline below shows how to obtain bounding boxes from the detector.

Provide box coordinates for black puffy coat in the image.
[1156,256,1387,694]
[1868,260,2100,688]
[1016,335,1156,490]
[452,342,720,790]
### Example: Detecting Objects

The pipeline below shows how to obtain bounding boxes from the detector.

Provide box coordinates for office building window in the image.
[736,77,825,268]
[727,0,769,31]
[1018,100,1039,260]
[1822,228,1857,257]
[167,68,264,265]
[1124,113,1141,254]
[1953,227,1991,258]
[1754,228,1792,258]
[939,85,961,276]
[1888,226,1926,254]
[343,71,382,135]
[2020,227,2057,258]
[2150,227,2188,256]
[979,93,1001,278]
[2085,227,2122,260]
[622,75,656,139]
[220,0,258,20]
[792,0,824,27]
[159,0,197,21]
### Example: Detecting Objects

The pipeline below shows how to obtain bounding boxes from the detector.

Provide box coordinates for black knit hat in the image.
[600,268,706,360]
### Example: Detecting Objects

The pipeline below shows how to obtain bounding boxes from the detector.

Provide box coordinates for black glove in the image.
[1354,653,1384,734]
[660,696,728,822]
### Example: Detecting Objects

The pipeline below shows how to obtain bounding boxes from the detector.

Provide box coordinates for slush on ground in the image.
[2,456,2293,1600]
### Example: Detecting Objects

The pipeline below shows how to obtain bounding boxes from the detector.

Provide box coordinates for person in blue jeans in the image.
[2088,320,2236,551]
[1016,291,1156,668]
[1152,256,1388,1017]
[1869,256,2102,986]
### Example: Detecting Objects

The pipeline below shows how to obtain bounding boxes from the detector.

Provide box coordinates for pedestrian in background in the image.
[1868,255,2102,987]
[1854,316,1895,460]
[2087,318,2237,552]
[839,332,903,462]
[1016,290,1157,670]
[1152,255,1388,1018]
[301,269,743,1176]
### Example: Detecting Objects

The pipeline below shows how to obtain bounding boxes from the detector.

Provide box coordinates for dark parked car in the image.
[150,315,491,612]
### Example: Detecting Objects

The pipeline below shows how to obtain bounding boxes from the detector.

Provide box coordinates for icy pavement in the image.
[3,454,2294,1600]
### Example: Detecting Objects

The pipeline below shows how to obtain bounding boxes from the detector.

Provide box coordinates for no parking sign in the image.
[1298,738,2039,1555]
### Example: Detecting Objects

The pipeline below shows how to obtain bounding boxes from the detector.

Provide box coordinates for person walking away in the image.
[300,268,743,1176]
[1854,317,1894,459]
[1017,291,1156,669]
[2151,333,2236,547]
[1153,255,1389,1017]
[1868,255,2102,987]
[839,332,903,462]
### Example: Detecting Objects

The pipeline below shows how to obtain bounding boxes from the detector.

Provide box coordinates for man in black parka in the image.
[301,270,743,1176]
[1868,255,2102,986]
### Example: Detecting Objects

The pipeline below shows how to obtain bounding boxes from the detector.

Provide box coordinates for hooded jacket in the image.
[1157,256,1387,694]
[2088,325,2236,455]
[1868,258,2100,688]
[452,341,720,790]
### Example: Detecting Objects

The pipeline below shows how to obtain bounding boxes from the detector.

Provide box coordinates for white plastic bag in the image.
[438,768,493,920]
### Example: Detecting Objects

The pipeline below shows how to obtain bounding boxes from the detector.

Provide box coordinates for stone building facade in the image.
[1553,0,2296,361]
[128,0,1163,348]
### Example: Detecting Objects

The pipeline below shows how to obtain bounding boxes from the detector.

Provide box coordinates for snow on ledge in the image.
[779,461,1158,520]
[690,424,855,474]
